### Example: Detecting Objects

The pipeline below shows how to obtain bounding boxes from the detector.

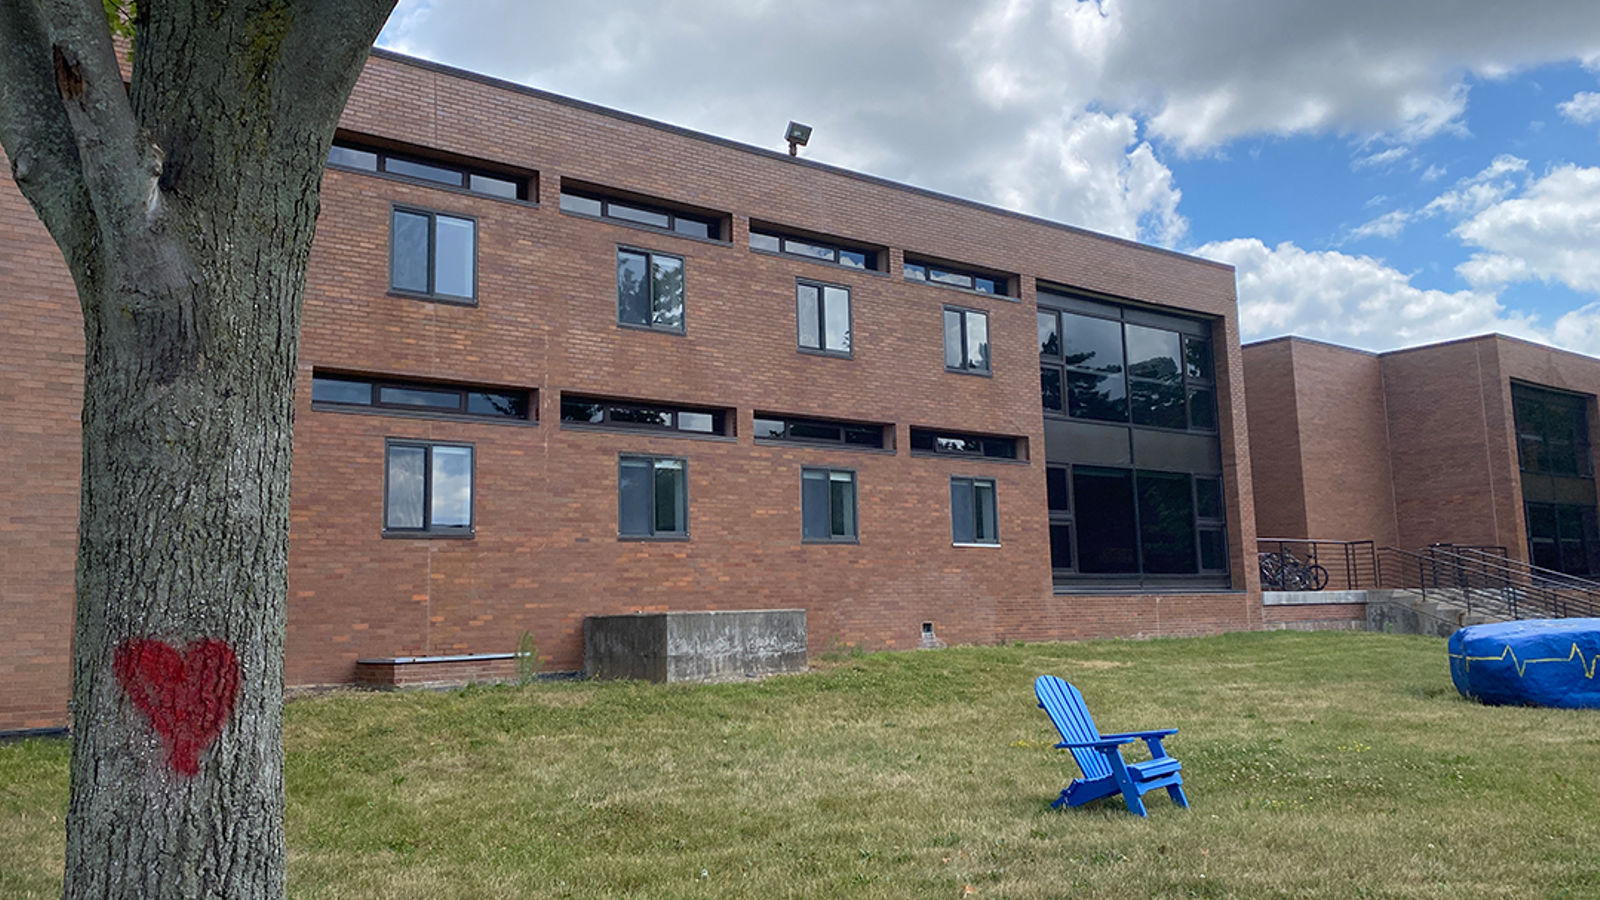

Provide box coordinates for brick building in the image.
[0,49,1260,734]
[1243,334,1600,572]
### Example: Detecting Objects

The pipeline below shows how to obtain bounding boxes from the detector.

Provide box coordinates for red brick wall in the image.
[1242,339,1308,540]
[1,51,1259,729]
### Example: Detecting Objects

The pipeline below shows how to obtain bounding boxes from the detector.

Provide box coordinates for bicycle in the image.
[1258,551,1329,591]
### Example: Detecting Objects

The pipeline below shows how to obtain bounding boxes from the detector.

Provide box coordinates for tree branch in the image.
[0,0,99,274]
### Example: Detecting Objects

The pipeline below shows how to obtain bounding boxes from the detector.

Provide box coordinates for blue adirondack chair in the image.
[1034,675,1189,817]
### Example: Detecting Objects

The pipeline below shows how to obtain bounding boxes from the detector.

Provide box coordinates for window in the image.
[1038,301,1215,432]
[796,280,851,355]
[384,441,473,535]
[950,477,999,545]
[618,456,688,539]
[1051,466,1228,579]
[943,307,990,374]
[559,186,723,240]
[749,226,880,270]
[905,257,1009,296]
[328,139,532,200]
[312,373,532,421]
[1513,383,1592,476]
[909,428,1020,460]
[753,414,887,449]
[390,207,476,301]
[616,248,685,332]
[561,394,730,436]
[802,468,858,542]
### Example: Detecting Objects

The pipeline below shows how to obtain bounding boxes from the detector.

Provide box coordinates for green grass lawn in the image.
[4,631,1600,898]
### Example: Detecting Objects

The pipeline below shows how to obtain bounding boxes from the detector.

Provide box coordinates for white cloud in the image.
[1559,91,1600,125]
[1421,164,1448,182]
[1455,164,1600,293]
[1197,238,1544,351]
[1352,146,1411,170]
[1344,154,1528,242]
[1346,209,1413,241]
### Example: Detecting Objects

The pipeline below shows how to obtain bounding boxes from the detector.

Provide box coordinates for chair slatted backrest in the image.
[1035,675,1111,781]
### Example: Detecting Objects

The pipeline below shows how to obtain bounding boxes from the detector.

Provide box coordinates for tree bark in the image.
[0,1,393,896]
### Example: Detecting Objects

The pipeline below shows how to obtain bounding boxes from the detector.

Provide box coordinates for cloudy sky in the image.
[379,1,1600,354]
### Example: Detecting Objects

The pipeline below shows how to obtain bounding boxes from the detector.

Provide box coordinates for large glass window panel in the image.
[380,385,461,410]
[843,426,884,447]
[468,173,519,199]
[466,392,528,418]
[1038,312,1060,357]
[753,417,785,439]
[784,238,834,261]
[1131,379,1186,429]
[1198,529,1227,571]
[677,411,714,433]
[559,192,603,216]
[1072,468,1137,573]
[1185,337,1214,381]
[789,421,841,442]
[1060,313,1124,373]
[830,471,857,538]
[1047,467,1070,512]
[430,446,473,528]
[390,210,430,294]
[1125,325,1182,382]
[385,445,426,530]
[616,250,651,326]
[609,405,671,428]
[1041,367,1064,412]
[651,254,685,330]
[944,310,963,370]
[801,470,831,540]
[838,249,868,269]
[797,284,821,349]
[385,156,462,186]
[1137,471,1196,574]
[1188,387,1218,430]
[312,377,372,405]
[1527,503,1559,541]
[973,481,997,542]
[973,276,1004,295]
[607,202,670,229]
[966,313,989,373]
[951,480,975,544]
[653,459,687,535]
[903,263,927,281]
[1195,477,1224,520]
[673,217,713,239]
[327,145,378,170]
[618,458,653,536]
[823,286,851,353]
[749,231,781,253]
[432,215,475,299]
[1067,370,1128,422]
[1050,523,1073,569]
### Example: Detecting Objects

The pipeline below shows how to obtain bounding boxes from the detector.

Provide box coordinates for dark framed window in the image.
[797,280,852,356]
[1050,464,1228,581]
[905,257,1010,296]
[1513,383,1592,476]
[943,307,990,374]
[616,248,685,332]
[802,468,858,542]
[384,441,474,536]
[950,477,999,545]
[1039,302,1215,432]
[312,373,532,421]
[753,414,887,449]
[561,394,729,436]
[749,226,880,270]
[329,139,532,201]
[559,187,723,240]
[618,455,688,539]
[390,206,476,302]
[909,428,1020,460]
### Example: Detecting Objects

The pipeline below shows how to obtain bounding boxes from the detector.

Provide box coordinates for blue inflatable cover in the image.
[1448,618,1600,709]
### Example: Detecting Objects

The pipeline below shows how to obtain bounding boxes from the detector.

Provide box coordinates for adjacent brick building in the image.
[1243,334,1600,573]
[1,49,1261,733]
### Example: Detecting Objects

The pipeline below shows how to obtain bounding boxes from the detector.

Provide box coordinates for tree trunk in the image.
[0,3,394,896]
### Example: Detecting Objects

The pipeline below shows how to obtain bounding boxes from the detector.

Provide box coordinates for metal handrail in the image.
[1448,545,1600,593]
[1256,538,1379,591]
[1376,544,1600,620]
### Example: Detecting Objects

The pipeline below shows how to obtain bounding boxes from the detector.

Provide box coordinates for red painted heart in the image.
[113,638,240,777]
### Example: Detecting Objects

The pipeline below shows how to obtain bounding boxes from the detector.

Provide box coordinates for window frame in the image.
[752,414,889,450]
[388,204,479,304]
[1038,304,1216,434]
[904,257,1012,298]
[942,305,992,376]
[801,467,860,544]
[749,226,882,271]
[559,187,725,241]
[382,439,476,538]
[329,139,534,202]
[909,427,1022,461]
[312,373,534,424]
[615,246,687,334]
[950,476,1000,547]
[617,454,690,540]
[795,278,854,358]
[560,394,731,438]
[1049,462,1232,588]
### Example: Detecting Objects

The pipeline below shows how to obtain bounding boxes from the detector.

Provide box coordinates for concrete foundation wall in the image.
[585,609,808,683]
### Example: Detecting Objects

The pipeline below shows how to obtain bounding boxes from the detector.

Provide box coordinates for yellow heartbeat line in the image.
[1449,643,1600,679]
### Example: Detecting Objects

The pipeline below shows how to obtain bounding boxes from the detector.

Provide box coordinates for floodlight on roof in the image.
[785,121,813,157]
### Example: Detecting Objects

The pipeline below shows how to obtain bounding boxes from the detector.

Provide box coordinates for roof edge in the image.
[365,46,1234,274]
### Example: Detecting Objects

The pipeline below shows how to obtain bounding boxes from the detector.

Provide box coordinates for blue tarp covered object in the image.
[1448,618,1600,708]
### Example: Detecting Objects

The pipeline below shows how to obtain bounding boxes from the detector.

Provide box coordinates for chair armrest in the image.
[1099,729,1177,741]
[1053,736,1135,750]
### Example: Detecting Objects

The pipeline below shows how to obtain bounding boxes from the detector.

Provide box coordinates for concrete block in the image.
[584,609,807,683]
